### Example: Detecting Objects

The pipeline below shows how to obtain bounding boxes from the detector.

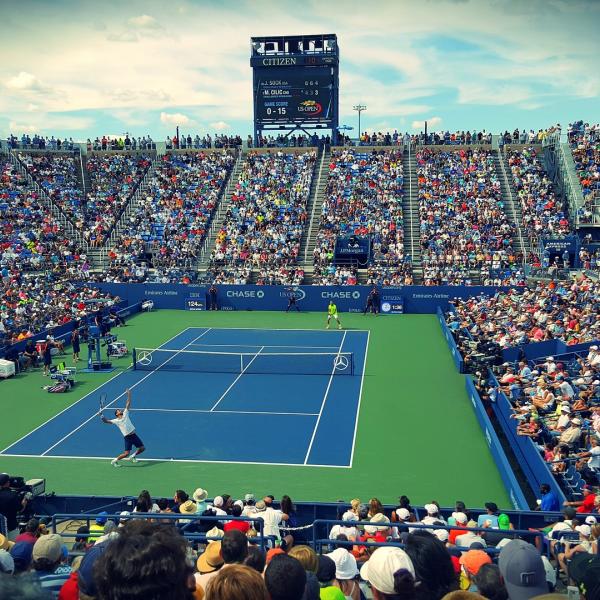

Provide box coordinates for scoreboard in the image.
[255,67,334,123]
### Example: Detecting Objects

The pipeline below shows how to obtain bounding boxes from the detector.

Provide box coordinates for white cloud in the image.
[411,116,443,130]
[26,103,38,112]
[106,31,138,43]
[128,15,161,29]
[209,121,230,131]
[5,71,45,91]
[160,111,193,126]
[9,121,38,134]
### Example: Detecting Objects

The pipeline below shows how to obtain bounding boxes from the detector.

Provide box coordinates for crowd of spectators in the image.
[568,121,599,224]
[17,153,85,229]
[314,149,407,286]
[417,148,518,286]
[167,134,243,150]
[208,151,315,284]
[83,154,152,246]
[505,146,570,243]
[0,159,120,348]
[95,151,234,283]
[5,134,77,151]
[500,126,562,146]
[448,276,600,349]
[2,487,600,599]
[88,136,156,152]
[416,130,492,146]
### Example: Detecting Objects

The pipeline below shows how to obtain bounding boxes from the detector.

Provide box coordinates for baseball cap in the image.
[196,541,223,573]
[460,549,492,575]
[453,512,468,524]
[569,553,600,600]
[213,495,224,507]
[0,549,14,574]
[0,473,9,486]
[10,542,33,572]
[365,513,390,534]
[95,510,108,525]
[498,540,548,600]
[396,508,410,521]
[244,493,255,503]
[78,541,109,596]
[359,547,415,595]
[576,524,592,537]
[32,533,63,563]
[342,510,358,522]
[585,516,597,525]
[424,503,438,515]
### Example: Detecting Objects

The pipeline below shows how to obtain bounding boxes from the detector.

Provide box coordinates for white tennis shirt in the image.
[109,409,135,436]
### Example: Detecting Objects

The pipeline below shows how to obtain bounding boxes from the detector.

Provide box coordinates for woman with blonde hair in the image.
[205,564,269,600]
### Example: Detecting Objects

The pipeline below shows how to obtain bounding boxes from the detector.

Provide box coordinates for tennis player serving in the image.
[101,388,145,467]
[326,301,343,330]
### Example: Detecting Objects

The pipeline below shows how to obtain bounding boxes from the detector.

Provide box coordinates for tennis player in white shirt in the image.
[101,388,146,467]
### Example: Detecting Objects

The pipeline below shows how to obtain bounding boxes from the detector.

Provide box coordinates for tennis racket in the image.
[99,393,106,417]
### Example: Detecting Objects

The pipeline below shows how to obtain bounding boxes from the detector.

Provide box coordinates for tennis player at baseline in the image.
[326,301,343,330]
[102,388,146,467]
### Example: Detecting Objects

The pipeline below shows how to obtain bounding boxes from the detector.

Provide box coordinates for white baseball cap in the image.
[360,547,415,595]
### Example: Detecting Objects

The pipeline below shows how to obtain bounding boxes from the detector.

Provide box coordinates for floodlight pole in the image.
[353,104,366,143]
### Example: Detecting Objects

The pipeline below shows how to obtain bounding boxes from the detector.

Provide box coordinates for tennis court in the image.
[1,327,369,467]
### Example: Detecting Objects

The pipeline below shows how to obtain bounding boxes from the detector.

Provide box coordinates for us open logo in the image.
[381,302,391,313]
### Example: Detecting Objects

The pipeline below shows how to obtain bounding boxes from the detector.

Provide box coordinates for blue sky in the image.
[0,0,598,140]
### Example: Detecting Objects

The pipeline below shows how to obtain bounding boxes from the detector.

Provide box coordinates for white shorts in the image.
[328,313,339,320]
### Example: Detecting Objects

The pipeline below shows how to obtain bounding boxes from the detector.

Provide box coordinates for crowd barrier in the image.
[465,378,529,510]
[91,283,507,314]
[488,372,567,506]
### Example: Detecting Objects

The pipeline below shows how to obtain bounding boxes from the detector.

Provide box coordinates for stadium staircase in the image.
[1,146,85,247]
[494,149,532,266]
[298,147,329,284]
[196,149,245,279]
[402,145,421,282]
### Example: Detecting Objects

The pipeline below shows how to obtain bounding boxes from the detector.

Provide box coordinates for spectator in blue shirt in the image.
[538,483,560,512]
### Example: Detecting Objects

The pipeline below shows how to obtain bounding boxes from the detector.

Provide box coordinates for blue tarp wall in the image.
[91,283,507,314]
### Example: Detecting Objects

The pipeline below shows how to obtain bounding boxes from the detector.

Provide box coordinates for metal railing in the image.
[303,149,327,264]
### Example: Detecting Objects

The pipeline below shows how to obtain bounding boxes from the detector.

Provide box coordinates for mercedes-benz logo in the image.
[138,350,153,366]
[334,355,350,371]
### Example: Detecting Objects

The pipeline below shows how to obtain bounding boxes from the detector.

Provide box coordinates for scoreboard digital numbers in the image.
[255,67,334,123]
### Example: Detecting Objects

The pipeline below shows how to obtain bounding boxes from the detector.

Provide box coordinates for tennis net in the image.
[132,347,355,376]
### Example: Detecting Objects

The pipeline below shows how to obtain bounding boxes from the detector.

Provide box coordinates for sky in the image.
[0,0,599,140]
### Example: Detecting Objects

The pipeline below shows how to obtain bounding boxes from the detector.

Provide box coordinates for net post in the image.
[132,348,137,370]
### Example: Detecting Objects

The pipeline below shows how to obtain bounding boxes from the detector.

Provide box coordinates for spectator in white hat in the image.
[559,417,582,446]
[326,547,360,600]
[329,511,360,541]
[193,488,209,513]
[557,523,596,575]
[359,546,417,600]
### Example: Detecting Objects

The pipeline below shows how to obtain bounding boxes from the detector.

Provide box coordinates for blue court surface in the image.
[1,328,369,467]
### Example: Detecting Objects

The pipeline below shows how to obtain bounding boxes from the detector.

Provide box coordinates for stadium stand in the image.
[206,150,316,284]
[569,121,600,225]
[83,153,153,247]
[314,148,408,286]
[0,158,117,349]
[505,146,571,244]
[17,152,85,229]
[96,151,235,284]
[416,147,519,285]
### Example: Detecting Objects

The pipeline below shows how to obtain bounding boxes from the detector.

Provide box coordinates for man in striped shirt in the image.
[31,534,71,597]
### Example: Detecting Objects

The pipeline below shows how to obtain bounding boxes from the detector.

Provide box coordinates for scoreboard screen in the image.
[255,67,334,123]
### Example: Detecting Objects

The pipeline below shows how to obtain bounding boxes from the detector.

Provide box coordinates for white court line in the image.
[303,330,347,465]
[0,327,196,455]
[187,327,370,332]
[120,408,320,417]
[209,346,265,412]
[189,344,340,350]
[40,328,213,457]
[348,330,370,468]
[0,452,352,469]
